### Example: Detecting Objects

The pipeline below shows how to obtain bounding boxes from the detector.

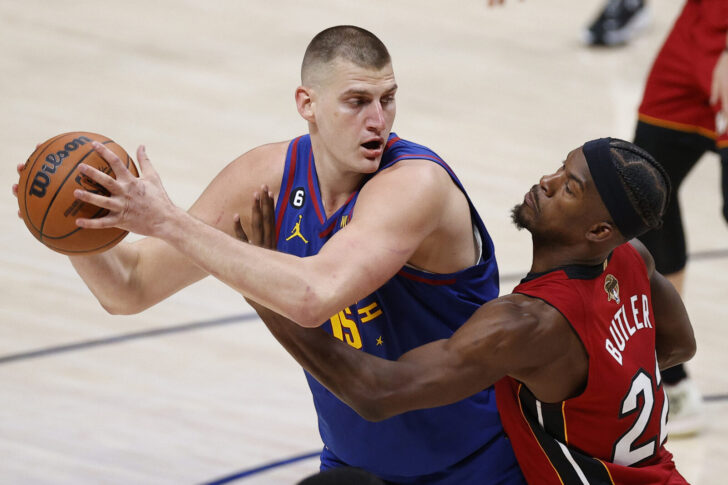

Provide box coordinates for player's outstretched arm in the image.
[629,240,696,369]
[241,191,579,421]
[79,142,467,326]
[67,142,286,314]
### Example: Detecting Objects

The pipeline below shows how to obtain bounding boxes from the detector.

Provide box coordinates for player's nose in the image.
[366,102,386,131]
[539,172,559,196]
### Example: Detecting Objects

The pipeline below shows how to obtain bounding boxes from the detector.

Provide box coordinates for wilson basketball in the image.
[17,132,139,255]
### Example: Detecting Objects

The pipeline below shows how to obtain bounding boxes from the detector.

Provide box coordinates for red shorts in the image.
[638,0,728,148]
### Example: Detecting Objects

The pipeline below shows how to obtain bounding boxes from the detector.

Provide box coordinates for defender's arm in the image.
[242,192,581,421]
[630,240,695,369]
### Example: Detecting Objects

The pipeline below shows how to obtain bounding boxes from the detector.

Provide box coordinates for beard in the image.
[511,203,529,230]
[512,202,567,246]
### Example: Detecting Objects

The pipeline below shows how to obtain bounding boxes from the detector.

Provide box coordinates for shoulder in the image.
[188,140,291,228]
[383,135,440,158]
[478,294,574,353]
[625,239,655,278]
[361,158,455,200]
[462,294,569,341]
[494,293,568,329]
[452,294,578,378]
[213,141,290,191]
[228,141,289,181]
[493,294,587,393]
[352,159,460,237]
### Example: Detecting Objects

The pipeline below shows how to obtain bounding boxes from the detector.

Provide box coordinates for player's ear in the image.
[296,86,315,122]
[585,221,615,243]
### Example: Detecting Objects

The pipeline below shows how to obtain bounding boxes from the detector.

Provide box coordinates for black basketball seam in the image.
[44,228,129,255]
[21,132,73,234]
[26,133,110,234]
[42,206,111,240]
[39,138,115,242]
[44,147,137,240]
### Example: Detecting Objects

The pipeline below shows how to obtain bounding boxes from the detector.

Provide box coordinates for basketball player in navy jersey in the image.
[13,26,524,483]
[240,138,694,484]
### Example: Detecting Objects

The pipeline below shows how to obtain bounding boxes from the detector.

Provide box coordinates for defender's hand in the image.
[234,185,277,250]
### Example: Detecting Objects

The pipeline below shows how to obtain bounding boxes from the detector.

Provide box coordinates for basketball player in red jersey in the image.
[240,138,694,484]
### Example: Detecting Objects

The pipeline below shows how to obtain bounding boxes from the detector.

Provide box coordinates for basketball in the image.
[16,131,139,255]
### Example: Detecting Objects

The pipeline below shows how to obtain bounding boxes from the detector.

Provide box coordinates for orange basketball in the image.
[17,132,139,255]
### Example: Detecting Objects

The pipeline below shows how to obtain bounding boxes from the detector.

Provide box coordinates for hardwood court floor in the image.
[1,0,726,483]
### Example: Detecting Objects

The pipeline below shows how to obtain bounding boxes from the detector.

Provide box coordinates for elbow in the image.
[676,326,697,364]
[287,261,358,328]
[343,372,406,422]
[287,300,324,328]
[342,390,397,423]
[295,309,327,328]
[289,284,339,328]
[95,291,147,316]
[658,336,697,370]
[683,335,697,362]
[325,369,401,422]
[98,300,142,316]
[356,405,392,423]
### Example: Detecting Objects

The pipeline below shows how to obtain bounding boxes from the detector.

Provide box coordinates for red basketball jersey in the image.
[495,243,687,484]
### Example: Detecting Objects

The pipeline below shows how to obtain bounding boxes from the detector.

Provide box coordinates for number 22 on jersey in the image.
[612,357,669,466]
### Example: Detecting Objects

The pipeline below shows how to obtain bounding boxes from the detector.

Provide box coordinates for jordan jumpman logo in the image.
[286,214,309,243]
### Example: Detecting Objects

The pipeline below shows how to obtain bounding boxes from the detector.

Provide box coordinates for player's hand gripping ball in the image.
[17,132,139,255]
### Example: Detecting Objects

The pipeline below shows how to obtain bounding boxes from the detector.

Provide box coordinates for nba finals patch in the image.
[604,274,620,304]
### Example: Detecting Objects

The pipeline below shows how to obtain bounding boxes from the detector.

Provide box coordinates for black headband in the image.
[583,138,646,240]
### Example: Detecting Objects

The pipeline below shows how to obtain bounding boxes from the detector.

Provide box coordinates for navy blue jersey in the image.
[274,134,516,481]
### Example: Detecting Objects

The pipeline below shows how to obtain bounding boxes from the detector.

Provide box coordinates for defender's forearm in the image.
[247,298,394,419]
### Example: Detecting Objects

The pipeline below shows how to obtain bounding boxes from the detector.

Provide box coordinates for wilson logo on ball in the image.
[17,131,138,255]
[29,135,92,198]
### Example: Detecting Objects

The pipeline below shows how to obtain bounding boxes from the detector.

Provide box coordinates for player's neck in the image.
[311,148,366,219]
[529,241,611,275]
